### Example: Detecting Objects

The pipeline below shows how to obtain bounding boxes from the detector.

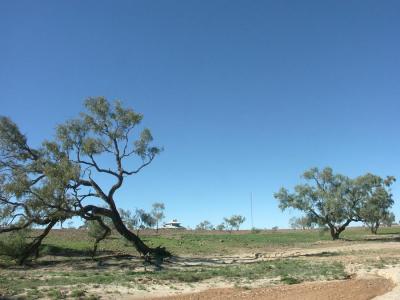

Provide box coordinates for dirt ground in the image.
[127,241,400,300]
[154,278,393,300]
[3,235,400,299]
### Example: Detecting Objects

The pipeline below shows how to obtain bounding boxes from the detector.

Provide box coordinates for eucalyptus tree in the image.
[215,223,226,231]
[196,220,214,231]
[134,208,156,235]
[224,215,246,232]
[289,216,314,230]
[0,97,170,264]
[382,212,396,227]
[0,115,74,264]
[151,202,165,233]
[274,167,395,240]
[119,208,138,230]
[359,177,395,234]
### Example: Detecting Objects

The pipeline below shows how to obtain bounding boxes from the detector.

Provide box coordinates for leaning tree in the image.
[274,167,395,240]
[0,97,170,264]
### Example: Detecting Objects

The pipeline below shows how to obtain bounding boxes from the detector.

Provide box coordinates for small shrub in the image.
[47,289,66,300]
[70,289,86,298]
[215,223,226,231]
[26,288,44,299]
[281,276,302,284]
[0,230,30,260]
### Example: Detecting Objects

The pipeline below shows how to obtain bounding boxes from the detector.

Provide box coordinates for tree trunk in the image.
[111,215,170,259]
[371,221,379,234]
[83,203,170,260]
[92,218,111,258]
[329,226,340,240]
[18,220,57,265]
[328,219,351,240]
[374,221,380,234]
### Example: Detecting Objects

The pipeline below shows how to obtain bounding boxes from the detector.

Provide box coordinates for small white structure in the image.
[163,219,185,229]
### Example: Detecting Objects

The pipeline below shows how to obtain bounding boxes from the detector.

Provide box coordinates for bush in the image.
[215,223,226,231]
[70,289,86,298]
[87,220,108,240]
[196,220,214,231]
[86,219,110,257]
[0,229,30,259]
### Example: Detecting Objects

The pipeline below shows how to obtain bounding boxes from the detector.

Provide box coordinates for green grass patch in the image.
[0,259,346,297]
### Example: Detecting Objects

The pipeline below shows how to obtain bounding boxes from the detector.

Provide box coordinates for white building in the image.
[163,219,185,229]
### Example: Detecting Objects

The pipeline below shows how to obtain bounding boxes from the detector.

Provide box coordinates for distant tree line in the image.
[195,215,246,233]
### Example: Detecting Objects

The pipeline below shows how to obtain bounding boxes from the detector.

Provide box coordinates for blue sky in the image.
[1,1,400,229]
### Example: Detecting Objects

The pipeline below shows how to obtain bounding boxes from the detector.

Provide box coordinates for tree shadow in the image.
[373,231,400,236]
[40,244,95,257]
[341,235,400,243]
[301,251,341,258]
[9,252,143,270]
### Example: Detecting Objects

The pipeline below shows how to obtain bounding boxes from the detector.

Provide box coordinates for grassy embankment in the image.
[35,226,400,256]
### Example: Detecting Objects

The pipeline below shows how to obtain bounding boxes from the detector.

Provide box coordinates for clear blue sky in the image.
[1,1,400,229]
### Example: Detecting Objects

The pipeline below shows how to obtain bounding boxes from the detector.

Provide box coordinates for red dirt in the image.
[154,278,393,300]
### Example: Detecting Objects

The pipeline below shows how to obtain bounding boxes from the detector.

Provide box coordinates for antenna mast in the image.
[250,192,254,229]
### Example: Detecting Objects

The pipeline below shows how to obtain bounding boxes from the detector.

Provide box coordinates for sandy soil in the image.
[368,267,400,300]
[128,241,400,300]
[149,278,393,300]
[5,238,400,300]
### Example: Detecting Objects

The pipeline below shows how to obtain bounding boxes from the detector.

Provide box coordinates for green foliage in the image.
[224,215,246,231]
[382,212,396,227]
[86,218,111,257]
[56,97,158,159]
[119,209,138,230]
[151,202,165,231]
[87,219,110,240]
[0,116,36,160]
[136,209,156,229]
[359,178,395,234]
[196,220,214,230]
[280,276,302,284]
[289,216,314,230]
[215,223,226,231]
[1,97,166,260]
[275,167,349,225]
[0,229,30,260]
[70,289,86,298]
[275,167,395,239]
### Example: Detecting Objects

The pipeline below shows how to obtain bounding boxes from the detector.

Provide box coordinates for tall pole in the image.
[250,192,254,229]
